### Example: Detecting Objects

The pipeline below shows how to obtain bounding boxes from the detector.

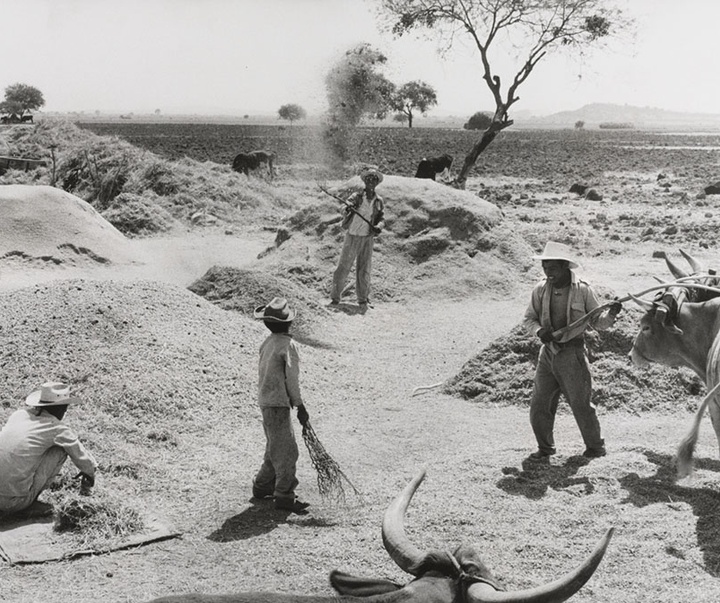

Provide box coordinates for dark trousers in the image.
[529,344,604,453]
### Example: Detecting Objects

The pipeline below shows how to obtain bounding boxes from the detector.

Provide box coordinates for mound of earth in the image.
[188,265,333,347]
[0,185,136,266]
[333,174,502,247]
[0,278,262,432]
[444,308,704,413]
[269,175,534,303]
[0,277,267,550]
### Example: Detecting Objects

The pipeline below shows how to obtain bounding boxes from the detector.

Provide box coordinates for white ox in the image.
[630,250,720,477]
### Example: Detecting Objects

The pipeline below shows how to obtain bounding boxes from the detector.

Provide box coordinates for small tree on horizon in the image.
[278,103,307,125]
[380,0,630,188]
[0,83,45,118]
[391,80,438,128]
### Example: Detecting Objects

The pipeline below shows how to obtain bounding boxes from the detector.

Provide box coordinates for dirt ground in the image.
[3,133,720,602]
[2,216,719,603]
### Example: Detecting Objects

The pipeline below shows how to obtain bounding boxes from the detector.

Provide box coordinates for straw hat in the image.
[25,382,80,407]
[532,241,580,270]
[360,168,383,184]
[253,297,296,322]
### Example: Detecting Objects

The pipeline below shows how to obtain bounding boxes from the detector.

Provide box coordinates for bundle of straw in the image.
[301,420,361,504]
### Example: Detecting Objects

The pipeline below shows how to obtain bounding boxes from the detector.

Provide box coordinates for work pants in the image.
[331,233,374,304]
[529,344,604,454]
[253,407,299,500]
[0,446,67,513]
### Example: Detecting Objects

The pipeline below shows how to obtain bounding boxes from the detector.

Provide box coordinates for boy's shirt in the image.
[257,333,302,408]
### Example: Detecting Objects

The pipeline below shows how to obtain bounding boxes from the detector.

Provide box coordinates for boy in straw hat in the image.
[0,382,97,516]
[330,167,385,311]
[523,242,622,460]
[252,297,311,514]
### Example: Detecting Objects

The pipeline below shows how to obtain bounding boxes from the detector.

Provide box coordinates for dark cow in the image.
[630,250,720,476]
[232,150,276,179]
[148,470,612,603]
[415,154,453,181]
[20,114,33,123]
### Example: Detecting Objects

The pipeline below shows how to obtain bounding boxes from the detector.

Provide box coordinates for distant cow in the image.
[20,115,33,124]
[232,150,276,179]
[415,154,453,181]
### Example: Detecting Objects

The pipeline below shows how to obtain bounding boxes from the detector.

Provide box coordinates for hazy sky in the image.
[1,0,719,117]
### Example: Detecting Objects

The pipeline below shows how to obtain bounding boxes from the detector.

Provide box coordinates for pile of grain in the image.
[445,309,704,413]
[0,185,136,266]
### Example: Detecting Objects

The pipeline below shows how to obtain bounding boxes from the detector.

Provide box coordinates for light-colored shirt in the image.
[0,408,97,497]
[257,333,303,408]
[348,196,374,236]
[523,270,615,343]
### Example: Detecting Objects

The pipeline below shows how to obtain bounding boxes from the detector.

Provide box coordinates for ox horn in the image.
[627,293,654,310]
[664,255,689,279]
[466,528,614,603]
[382,469,431,576]
[679,249,705,274]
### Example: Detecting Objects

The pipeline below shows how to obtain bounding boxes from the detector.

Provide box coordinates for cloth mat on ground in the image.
[0,514,179,564]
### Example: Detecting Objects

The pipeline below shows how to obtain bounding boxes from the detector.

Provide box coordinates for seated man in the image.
[0,382,97,516]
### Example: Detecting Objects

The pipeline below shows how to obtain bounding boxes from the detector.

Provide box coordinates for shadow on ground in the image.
[496,455,592,500]
[207,500,289,542]
[207,500,337,542]
[620,449,720,577]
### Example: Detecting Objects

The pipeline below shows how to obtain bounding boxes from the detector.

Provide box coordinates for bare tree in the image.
[380,0,629,188]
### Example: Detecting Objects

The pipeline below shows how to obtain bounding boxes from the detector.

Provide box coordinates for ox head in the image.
[629,249,720,371]
[629,296,689,368]
[333,470,613,603]
[147,471,613,603]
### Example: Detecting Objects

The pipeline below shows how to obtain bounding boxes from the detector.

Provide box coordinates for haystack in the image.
[0,185,135,265]
[334,174,503,241]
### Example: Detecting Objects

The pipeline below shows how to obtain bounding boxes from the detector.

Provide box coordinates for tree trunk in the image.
[408,112,413,128]
[454,119,512,189]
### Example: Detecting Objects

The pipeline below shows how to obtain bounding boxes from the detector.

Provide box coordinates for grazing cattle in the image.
[232,150,276,179]
[20,115,33,123]
[148,470,613,603]
[415,154,453,181]
[630,250,720,476]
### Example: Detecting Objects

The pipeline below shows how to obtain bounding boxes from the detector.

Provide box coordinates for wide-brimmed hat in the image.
[532,241,580,270]
[253,297,296,322]
[360,168,384,184]
[25,382,80,407]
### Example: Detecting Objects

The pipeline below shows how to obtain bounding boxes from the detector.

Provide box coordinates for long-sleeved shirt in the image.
[523,271,616,345]
[257,333,303,408]
[0,408,97,497]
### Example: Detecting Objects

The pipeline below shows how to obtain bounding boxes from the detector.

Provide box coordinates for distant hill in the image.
[521,103,720,129]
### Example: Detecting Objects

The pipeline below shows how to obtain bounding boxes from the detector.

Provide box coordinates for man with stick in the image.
[329,168,385,311]
[523,242,622,461]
